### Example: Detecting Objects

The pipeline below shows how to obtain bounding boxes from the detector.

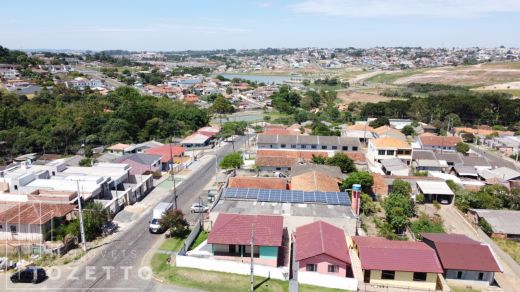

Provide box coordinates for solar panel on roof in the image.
[223,188,350,205]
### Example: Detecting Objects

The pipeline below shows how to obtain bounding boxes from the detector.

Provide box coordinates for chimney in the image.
[351,184,362,216]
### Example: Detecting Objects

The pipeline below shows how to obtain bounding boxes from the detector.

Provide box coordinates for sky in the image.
[1,0,519,51]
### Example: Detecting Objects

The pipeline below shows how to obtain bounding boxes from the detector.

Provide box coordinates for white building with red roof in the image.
[352,236,444,290]
[207,213,284,267]
[422,233,502,285]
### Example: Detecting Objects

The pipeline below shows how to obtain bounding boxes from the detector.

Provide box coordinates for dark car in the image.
[10,267,47,284]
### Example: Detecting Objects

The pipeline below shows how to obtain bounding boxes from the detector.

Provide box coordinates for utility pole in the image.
[169,140,178,209]
[250,224,255,292]
[76,181,87,252]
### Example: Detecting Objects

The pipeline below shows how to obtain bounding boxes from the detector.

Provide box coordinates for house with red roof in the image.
[416,135,462,152]
[207,213,285,267]
[0,203,75,241]
[422,233,502,285]
[295,221,353,277]
[144,144,185,170]
[352,236,444,290]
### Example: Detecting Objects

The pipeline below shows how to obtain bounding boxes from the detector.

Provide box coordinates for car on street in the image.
[190,203,209,213]
[10,266,47,284]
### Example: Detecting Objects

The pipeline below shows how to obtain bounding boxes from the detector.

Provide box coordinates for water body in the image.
[217,73,304,84]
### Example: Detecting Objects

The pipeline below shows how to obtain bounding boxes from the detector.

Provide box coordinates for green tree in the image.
[410,214,445,240]
[326,152,356,173]
[401,125,416,136]
[391,179,412,197]
[311,154,326,164]
[479,218,493,235]
[456,142,470,155]
[211,95,234,114]
[219,152,243,169]
[159,209,189,238]
[369,117,389,128]
[360,193,378,216]
[66,202,108,241]
[219,121,247,139]
[79,158,92,167]
[341,171,373,193]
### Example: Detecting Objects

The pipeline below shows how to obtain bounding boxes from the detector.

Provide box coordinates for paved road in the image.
[470,145,519,170]
[438,205,520,291]
[12,136,246,291]
[73,66,146,94]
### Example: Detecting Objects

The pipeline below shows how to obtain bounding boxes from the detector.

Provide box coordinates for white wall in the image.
[176,255,289,280]
[298,271,358,291]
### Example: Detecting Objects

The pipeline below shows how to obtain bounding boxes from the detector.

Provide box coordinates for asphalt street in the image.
[40,136,247,291]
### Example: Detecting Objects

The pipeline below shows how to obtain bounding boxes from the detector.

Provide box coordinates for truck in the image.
[149,202,174,233]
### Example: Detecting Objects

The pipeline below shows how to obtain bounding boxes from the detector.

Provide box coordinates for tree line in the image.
[0,86,209,158]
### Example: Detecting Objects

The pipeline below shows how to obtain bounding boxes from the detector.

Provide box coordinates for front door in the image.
[364,270,371,283]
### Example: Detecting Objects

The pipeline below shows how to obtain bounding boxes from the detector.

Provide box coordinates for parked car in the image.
[440,199,450,205]
[10,267,47,284]
[149,202,174,233]
[190,203,209,213]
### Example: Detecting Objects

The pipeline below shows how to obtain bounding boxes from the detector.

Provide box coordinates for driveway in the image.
[438,205,520,291]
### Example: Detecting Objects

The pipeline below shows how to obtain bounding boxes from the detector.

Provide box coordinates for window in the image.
[0,224,2,230]
[327,265,339,273]
[321,146,327,150]
[332,146,338,150]
[311,145,317,149]
[381,270,395,280]
[14,185,18,190]
[229,245,236,253]
[301,145,307,149]
[457,271,463,279]
[352,146,358,151]
[478,272,484,281]
[10,225,17,234]
[276,168,281,171]
[386,150,395,156]
[281,144,286,148]
[413,272,427,282]
[291,145,296,149]
[270,145,273,148]
[306,264,317,272]
[378,150,386,155]
[342,146,348,151]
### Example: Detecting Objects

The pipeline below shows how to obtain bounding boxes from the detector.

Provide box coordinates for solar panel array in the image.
[223,188,351,206]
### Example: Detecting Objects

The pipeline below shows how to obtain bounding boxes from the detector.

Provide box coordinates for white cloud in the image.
[290,0,520,17]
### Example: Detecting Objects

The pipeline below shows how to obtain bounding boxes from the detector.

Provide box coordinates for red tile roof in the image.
[144,144,185,163]
[0,203,75,225]
[422,233,502,272]
[228,177,287,190]
[256,150,328,160]
[208,214,283,246]
[419,135,462,147]
[291,171,340,192]
[353,236,443,273]
[295,221,350,263]
[255,156,299,168]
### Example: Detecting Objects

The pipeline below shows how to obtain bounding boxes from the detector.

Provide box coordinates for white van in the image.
[149,202,174,233]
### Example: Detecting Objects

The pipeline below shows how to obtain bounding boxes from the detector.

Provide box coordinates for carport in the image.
[416,180,455,204]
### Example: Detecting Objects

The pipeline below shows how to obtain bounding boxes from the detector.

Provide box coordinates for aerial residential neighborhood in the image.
[1,1,520,292]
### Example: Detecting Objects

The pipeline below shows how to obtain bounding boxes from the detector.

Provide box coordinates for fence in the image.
[176,255,289,280]
[178,217,202,256]
[298,271,358,291]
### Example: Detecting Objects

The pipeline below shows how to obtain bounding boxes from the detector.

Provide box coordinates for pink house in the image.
[295,221,353,277]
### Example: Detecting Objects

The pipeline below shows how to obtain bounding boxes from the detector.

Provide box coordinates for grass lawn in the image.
[188,230,208,251]
[366,69,425,84]
[151,253,348,292]
[160,236,186,252]
[494,238,520,264]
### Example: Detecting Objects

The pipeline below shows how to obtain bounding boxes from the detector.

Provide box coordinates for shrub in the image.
[479,218,493,235]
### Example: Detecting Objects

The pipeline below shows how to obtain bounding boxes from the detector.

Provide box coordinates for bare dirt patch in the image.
[394,68,520,86]
[337,90,396,105]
